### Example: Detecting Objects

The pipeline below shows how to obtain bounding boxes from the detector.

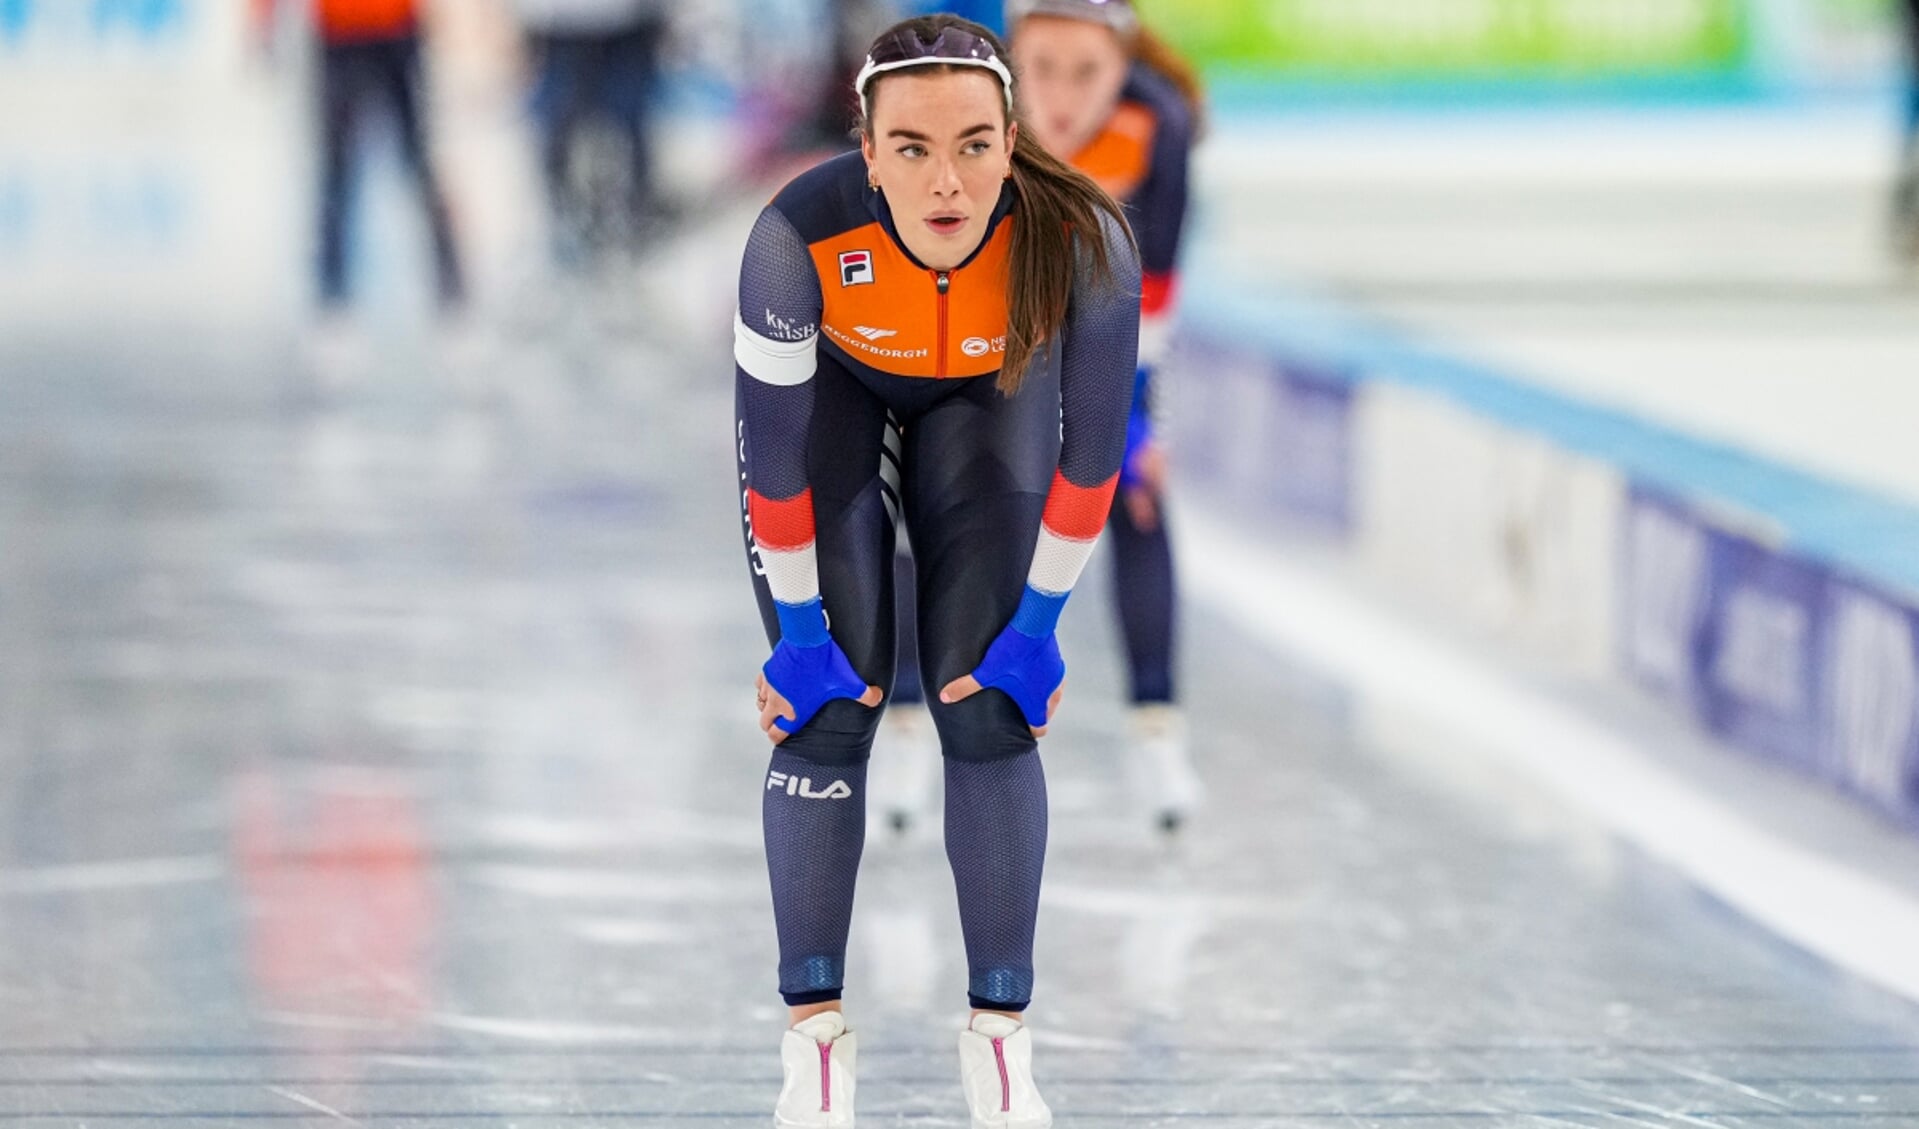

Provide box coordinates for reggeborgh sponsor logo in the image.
[825,323,929,360]
[854,325,898,341]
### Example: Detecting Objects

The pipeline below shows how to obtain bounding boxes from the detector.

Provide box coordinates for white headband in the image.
[855,54,1016,115]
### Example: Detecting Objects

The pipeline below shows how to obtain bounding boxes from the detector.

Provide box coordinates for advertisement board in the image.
[1168,339,1355,536]
[1358,382,1621,675]
[1132,0,1750,78]
[1695,529,1828,775]
[1819,577,1919,823]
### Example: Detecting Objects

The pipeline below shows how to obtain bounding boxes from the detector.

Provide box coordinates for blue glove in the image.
[1119,365,1154,491]
[763,600,871,734]
[967,618,1065,729]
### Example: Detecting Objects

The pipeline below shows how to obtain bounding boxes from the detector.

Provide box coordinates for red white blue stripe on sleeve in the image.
[745,485,828,646]
[1139,270,1177,369]
[1010,470,1120,636]
[736,313,827,645]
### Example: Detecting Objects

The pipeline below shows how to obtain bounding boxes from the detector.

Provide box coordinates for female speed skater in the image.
[734,14,1138,1126]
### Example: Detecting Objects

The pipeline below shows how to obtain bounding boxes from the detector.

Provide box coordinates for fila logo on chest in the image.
[838,251,875,287]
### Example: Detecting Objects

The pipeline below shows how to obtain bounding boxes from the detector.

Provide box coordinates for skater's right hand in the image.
[758,636,882,745]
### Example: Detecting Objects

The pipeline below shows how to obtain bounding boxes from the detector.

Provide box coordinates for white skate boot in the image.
[1127,705,1204,833]
[775,1011,857,1127]
[957,1014,1052,1129]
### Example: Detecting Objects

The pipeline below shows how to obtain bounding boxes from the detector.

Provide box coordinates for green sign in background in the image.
[1132,0,1755,78]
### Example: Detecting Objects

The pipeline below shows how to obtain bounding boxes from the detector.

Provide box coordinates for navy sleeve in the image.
[736,204,828,633]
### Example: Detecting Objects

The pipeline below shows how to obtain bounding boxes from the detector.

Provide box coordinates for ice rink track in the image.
[4,64,1919,1126]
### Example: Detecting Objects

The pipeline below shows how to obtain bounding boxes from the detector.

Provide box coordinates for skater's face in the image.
[861,70,1016,272]
[1011,16,1128,160]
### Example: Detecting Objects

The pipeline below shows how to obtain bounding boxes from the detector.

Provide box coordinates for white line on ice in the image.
[1180,507,1919,1005]
[265,1084,366,1126]
[431,1013,680,1045]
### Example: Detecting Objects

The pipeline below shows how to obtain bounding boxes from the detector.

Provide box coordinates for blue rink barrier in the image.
[1172,274,1919,832]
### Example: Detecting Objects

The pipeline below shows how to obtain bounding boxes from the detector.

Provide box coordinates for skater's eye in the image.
[897,144,927,159]
[963,140,991,156]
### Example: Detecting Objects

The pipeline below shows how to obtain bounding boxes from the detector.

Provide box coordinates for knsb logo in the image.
[854,325,898,341]
[839,251,875,287]
[766,770,854,800]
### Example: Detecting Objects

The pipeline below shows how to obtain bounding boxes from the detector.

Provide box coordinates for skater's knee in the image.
[768,697,882,767]
[927,692,1038,764]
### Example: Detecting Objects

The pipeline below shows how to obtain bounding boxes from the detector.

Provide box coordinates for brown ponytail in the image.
[1131,25,1207,136]
[1001,120,1133,394]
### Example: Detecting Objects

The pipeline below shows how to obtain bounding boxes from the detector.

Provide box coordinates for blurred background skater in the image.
[254,0,468,323]
[1010,0,1202,833]
[877,0,1203,837]
[1896,0,1919,259]
[513,0,670,268]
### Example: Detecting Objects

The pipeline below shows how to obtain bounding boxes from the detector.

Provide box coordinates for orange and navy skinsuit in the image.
[1066,61,1194,706]
[1071,62,1192,454]
[735,150,1138,1012]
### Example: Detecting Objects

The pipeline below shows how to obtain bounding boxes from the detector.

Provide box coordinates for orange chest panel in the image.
[808,220,1014,380]
[1073,103,1156,202]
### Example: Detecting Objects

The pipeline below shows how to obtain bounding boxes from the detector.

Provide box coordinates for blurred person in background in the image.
[875,0,1203,837]
[1897,0,1919,257]
[789,0,895,152]
[736,15,1137,1124]
[253,0,467,314]
[513,0,670,263]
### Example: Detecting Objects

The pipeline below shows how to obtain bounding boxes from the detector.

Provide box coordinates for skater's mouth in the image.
[925,213,967,236]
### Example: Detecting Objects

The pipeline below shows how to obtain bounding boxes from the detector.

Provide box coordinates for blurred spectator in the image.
[513,0,670,261]
[790,0,895,152]
[254,0,467,313]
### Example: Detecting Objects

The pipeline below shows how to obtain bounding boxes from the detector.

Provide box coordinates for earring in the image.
[867,171,879,190]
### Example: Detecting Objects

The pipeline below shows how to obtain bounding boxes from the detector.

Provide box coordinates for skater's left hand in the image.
[941,623,1066,737]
